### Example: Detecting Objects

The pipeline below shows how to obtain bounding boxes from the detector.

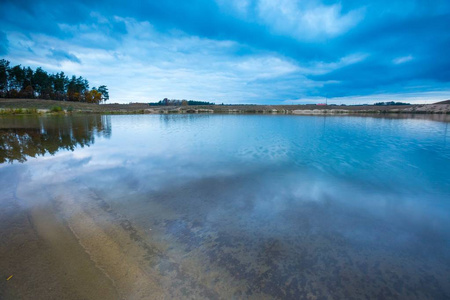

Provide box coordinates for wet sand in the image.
[0,178,114,299]
[0,174,163,299]
[0,172,242,299]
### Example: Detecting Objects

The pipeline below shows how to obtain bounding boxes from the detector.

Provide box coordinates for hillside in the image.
[434,100,450,104]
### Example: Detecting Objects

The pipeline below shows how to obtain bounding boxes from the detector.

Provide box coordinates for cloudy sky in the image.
[1,0,449,104]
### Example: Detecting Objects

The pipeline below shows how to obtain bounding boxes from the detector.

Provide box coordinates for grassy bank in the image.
[1,98,449,115]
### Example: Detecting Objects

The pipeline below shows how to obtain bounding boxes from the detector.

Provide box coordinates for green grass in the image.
[0,108,38,115]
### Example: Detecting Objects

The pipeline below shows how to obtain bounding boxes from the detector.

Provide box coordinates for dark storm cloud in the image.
[94,0,334,62]
[0,0,449,103]
[0,0,90,38]
[310,12,450,97]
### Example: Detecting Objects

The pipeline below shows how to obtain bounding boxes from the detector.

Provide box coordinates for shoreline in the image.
[1,98,450,115]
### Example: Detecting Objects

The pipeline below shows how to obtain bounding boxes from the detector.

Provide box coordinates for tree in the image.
[9,65,25,91]
[23,67,34,90]
[97,85,109,103]
[33,67,50,98]
[84,89,102,104]
[22,85,34,98]
[0,58,109,101]
[0,59,10,96]
[52,72,68,100]
[66,75,78,101]
[66,76,88,101]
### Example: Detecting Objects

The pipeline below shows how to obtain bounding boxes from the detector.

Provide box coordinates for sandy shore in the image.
[0,171,247,299]
[0,175,166,299]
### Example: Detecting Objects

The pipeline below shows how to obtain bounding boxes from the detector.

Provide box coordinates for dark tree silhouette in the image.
[0,58,108,103]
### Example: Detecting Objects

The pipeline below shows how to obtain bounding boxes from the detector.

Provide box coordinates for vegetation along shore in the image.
[0,98,449,115]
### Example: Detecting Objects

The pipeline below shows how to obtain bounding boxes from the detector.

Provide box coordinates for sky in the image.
[0,0,449,104]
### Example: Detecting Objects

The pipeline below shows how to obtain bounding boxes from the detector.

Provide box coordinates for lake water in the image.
[1,114,450,299]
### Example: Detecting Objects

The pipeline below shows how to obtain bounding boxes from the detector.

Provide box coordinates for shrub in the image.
[24,108,37,114]
[50,105,63,113]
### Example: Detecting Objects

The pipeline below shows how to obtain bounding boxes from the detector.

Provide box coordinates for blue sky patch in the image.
[1,0,449,103]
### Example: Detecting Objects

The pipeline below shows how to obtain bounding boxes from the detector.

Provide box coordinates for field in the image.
[1,98,450,114]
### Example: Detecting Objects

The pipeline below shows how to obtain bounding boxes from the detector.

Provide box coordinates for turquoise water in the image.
[1,114,450,298]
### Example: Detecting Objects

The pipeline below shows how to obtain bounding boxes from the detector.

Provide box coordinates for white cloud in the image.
[256,0,365,39]
[5,16,308,103]
[3,18,371,105]
[393,55,414,64]
[215,0,365,40]
[232,56,299,78]
[298,53,369,75]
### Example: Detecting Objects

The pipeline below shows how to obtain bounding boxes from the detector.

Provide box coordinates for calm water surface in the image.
[1,114,450,299]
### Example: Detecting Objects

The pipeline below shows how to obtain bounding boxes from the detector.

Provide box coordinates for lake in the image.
[1,114,450,299]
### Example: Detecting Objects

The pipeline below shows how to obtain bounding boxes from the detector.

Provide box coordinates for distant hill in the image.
[434,100,450,104]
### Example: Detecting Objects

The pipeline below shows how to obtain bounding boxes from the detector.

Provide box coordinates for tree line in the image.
[149,98,215,106]
[0,59,109,104]
[374,101,410,106]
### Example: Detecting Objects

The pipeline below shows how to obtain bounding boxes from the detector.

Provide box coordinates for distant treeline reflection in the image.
[0,115,111,163]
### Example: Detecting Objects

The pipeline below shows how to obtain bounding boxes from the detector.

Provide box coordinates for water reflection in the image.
[0,114,449,299]
[0,115,111,163]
